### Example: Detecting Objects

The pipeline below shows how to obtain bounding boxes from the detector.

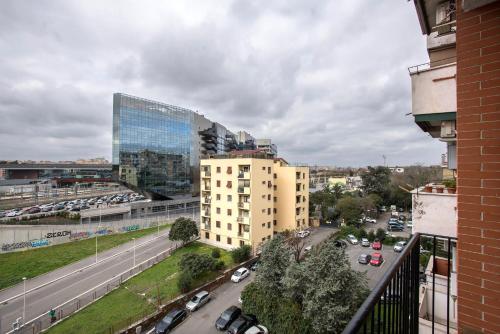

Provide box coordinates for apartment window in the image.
[268,181,272,188]
[268,167,271,174]
[262,223,265,227]
[227,223,232,230]
[205,232,209,239]
[227,237,232,245]
[227,209,232,216]
[216,221,221,228]
[267,235,271,240]
[227,194,232,202]
[216,166,221,173]
[267,194,271,200]
[227,166,232,174]
[303,196,306,202]
[303,173,305,179]
[296,184,301,191]
[267,222,271,228]
[216,194,221,200]
[240,240,245,247]
[267,208,271,215]
[273,220,277,226]
[216,234,221,242]
[262,167,265,171]
[216,180,221,187]
[273,197,277,203]
[274,208,277,214]
[262,209,266,213]
[262,194,266,199]
[216,207,221,214]
[262,180,265,185]
[273,185,277,190]
[273,173,277,179]
[262,237,266,242]
[227,181,232,188]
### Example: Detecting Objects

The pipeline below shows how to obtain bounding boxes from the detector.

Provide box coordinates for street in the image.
[0,230,176,334]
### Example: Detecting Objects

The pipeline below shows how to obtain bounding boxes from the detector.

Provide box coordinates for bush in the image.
[177,270,193,293]
[375,228,386,241]
[367,230,376,242]
[179,253,216,278]
[215,260,225,271]
[358,229,367,239]
[211,248,221,259]
[231,245,252,263]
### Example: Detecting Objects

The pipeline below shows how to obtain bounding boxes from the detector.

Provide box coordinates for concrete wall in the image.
[412,189,457,238]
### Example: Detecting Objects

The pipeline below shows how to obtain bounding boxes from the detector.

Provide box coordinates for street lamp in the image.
[22,277,26,324]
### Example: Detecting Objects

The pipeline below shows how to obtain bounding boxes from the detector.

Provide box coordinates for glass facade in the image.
[113,93,195,198]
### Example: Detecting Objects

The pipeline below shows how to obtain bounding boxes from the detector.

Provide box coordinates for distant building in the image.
[199,151,309,253]
[255,139,277,157]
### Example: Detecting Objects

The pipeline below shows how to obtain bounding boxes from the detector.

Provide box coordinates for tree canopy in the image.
[168,217,198,244]
[361,166,391,198]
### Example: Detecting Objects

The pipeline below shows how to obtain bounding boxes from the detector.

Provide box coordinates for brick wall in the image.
[456,1,500,333]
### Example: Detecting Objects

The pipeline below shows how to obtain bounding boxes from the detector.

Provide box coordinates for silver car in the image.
[186,290,210,311]
[394,241,407,252]
[361,238,370,247]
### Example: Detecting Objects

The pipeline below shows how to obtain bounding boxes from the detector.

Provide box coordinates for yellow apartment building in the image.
[199,152,309,253]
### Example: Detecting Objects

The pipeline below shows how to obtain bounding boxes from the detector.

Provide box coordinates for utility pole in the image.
[382,155,387,167]
[22,277,26,324]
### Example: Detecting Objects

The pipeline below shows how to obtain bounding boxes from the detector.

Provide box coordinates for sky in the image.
[0,0,445,167]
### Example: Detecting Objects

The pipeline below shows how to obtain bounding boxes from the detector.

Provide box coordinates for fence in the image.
[6,242,186,334]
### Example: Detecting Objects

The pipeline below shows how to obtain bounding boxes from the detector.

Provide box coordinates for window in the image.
[216,221,221,228]
[216,194,221,200]
[262,167,266,171]
[273,196,277,202]
[262,180,265,185]
[216,180,221,187]
[273,173,277,179]
[268,194,271,200]
[240,240,245,247]
[303,184,305,190]
[273,208,277,214]
[262,223,265,227]
[227,166,232,174]
[227,181,232,188]
[262,237,266,241]
[216,167,221,173]
[267,222,271,228]
[227,237,232,245]
[205,232,209,239]
[267,208,271,215]
[216,207,221,214]
[262,209,266,213]
[227,194,232,202]
[216,234,220,242]
[268,167,271,174]
[303,173,305,179]
[273,220,277,226]
[262,194,266,199]
[227,223,232,230]
[267,235,271,240]
[227,209,232,216]
[273,185,277,190]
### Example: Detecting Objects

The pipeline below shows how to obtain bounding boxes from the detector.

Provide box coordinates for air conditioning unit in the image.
[441,120,456,138]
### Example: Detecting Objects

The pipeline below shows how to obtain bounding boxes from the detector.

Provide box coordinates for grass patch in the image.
[47,242,233,334]
[0,223,171,290]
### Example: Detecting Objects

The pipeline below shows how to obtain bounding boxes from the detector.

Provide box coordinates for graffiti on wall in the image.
[2,239,50,251]
[46,231,71,239]
[70,229,113,240]
[121,225,139,232]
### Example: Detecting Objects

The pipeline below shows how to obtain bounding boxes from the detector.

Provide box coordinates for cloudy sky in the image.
[0,0,444,166]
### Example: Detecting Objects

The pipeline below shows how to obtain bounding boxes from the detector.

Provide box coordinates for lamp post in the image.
[22,277,26,324]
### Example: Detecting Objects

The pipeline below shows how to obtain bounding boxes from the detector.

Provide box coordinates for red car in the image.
[370,253,384,266]
[372,240,382,250]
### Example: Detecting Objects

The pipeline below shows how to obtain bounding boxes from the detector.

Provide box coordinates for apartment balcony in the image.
[201,170,211,178]
[203,197,211,204]
[238,231,250,240]
[202,184,211,192]
[237,186,250,195]
[343,233,456,334]
[201,210,211,217]
[409,62,456,138]
[202,223,211,230]
[411,186,457,238]
[238,201,250,210]
[238,171,250,179]
[237,216,250,224]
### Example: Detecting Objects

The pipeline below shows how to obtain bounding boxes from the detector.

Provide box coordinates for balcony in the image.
[238,201,250,210]
[238,171,250,179]
[409,62,456,138]
[202,223,211,230]
[343,233,456,334]
[412,186,457,238]
[202,170,211,178]
[202,184,211,192]
[202,210,210,217]
[203,197,211,204]
[237,186,250,195]
[238,231,250,240]
[237,216,250,224]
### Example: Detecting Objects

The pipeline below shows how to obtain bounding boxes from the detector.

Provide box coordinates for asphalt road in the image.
[152,227,337,334]
[0,231,177,334]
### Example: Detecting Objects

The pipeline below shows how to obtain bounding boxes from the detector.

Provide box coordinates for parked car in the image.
[226,314,258,334]
[27,207,41,214]
[361,238,370,247]
[186,290,210,311]
[387,224,404,232]
[155,308,187,334]
[380,206,387,212]
[347,234,358,245]
[358,253,372,264]
[372,240,382,250]
[370,253,384,266]
[245,325,269,334]
[6,210,19,217]
[394,241,407,252]
[41,205,53,212]
[54,203,65,211]
[0,211,5,218]
[69,206,81,212]
[366,217,377,224]
[250,261,260,271]
[398,215,406,221]
[406,220,413,228]
[231,267,250,283]
[296,230,310,238]
[398,208,404,212]
[215,306,242,330]
[334,239,348,249]
[96,199,103,205]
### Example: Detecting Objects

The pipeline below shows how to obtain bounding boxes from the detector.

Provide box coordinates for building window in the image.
[216,194,221,200]
[273,185,277,190]
[273,208,277,214]
[268,167,271,174]
[273,220,277,226]
[262,223,265,228]
[273,197,277,202]
[262,194,266,199]
[273,173,277,179]
[228,223,232,230]
[262,167,266,171]
[227,181,232,188]
[216,166,221,173]
[262,209,266,213]
[303,173,305,179]
[267,222,271,228]
[262,237,266,241]
[227,166,232,174]
[205,232,209,239]
[216,207,221,214]
[216,180,221,187]
[227,194,232,202]
[267,208,271,215]
[216,234,220,242]
[227,237,232,245]
[227,209,232,216]
[240,240,245,247]
[216,221,221,228]
[267,235,271,240]
[262,180,265,185]
[267,194,271,200]
[303,184,305,190]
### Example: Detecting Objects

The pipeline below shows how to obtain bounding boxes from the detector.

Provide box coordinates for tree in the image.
[287,231,307,262]
[336,196,363,226]
[255,235,291,295]
[367,230,376,242]
[230,244,252,263]
[168,217,198,244]
[376,228,386,241]
[361,166,391,199]
[177,270,193,293]
[284,239,369,333]
[179,253,216,278]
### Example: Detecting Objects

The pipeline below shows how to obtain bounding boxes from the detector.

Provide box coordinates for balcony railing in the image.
[237,186,250,194]
[238,171,250,179]
[343,233,456,334]
[238,201,250,210]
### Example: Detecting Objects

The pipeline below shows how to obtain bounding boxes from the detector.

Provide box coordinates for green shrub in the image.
[231,245,252,263]
[367,230,376,242]
[177,270,193,293]
[375,228,386,241]
[211,248,221,259]
[179,253,216,278]
[215,260,225,271]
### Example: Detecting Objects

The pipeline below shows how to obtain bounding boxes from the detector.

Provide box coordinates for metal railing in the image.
[343,233,457,334]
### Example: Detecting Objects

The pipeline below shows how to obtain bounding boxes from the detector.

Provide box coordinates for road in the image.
[0,230,176,334]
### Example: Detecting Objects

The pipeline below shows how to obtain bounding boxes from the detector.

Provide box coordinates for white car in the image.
[361,238,370,247]
[366,218,377,224]
[231,267,250,283]
[394,241,407,252]
[296,230,310,238]
[245,325,269,334]
[406,220,413,228]
[185,290,210,311]
[347,234,358,245]
[6,211,19,217]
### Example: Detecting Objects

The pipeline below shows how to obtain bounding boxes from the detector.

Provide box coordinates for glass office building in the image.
[112,93,238,199]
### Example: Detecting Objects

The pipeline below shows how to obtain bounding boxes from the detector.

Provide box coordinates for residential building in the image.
[112,93,255,199]
[255,139,278,157]
[199,151,309,252]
